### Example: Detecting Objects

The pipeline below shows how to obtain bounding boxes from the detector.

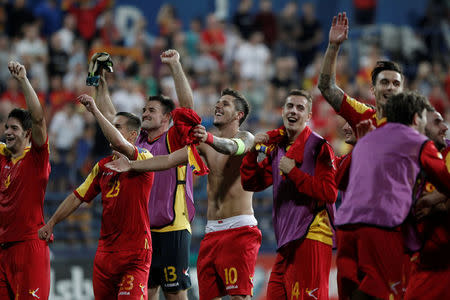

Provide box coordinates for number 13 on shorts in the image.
[164,266,177,282]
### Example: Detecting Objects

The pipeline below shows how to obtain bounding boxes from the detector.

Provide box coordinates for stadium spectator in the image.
[295,2,323,72]
[232,0,253,40]
[234,31,270,82]
[253,0,278,47]
[64,0,110,44]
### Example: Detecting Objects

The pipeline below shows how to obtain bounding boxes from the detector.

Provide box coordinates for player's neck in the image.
[10,143,30,159]
[287,124,306,143]
[216,122,239,138]
[145,126,168,141]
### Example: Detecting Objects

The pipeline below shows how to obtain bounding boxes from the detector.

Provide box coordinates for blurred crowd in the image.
[0,0,449,248]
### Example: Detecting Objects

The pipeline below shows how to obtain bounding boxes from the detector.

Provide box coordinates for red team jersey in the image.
[74,147,154,252]
[339,94,386,131]
[0,139,50,243]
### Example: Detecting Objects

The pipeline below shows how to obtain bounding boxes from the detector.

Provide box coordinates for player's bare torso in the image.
[200,134,254,220]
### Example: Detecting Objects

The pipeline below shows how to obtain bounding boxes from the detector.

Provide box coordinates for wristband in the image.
[231,138,245,155]
[205,132,214,145]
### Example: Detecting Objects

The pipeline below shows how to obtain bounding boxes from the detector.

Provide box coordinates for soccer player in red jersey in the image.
[38,95,185,300]
[94,50,194,300]
[318,12,404,131]
[0,61,51,300]
[318,12,409,300]
[404,108,450,300]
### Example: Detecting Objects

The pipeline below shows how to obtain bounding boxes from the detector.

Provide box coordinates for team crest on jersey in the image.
[4,174,10,189]
[29,288,40,298]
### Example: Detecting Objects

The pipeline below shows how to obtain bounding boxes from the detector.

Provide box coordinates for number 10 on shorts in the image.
[224,267,238,285]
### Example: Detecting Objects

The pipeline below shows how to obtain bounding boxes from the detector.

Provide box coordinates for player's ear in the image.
[235,111,244,122]
[25,129,32,139]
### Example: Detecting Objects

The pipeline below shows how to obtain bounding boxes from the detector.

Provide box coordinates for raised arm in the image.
[38,193,82,242]
[318,12,348,112]
[105,147,189,173]
[192,125,254,155]
[161,49,194,109]
[78,94,135,159]
[8,61,46,146]
[94,73,116,122]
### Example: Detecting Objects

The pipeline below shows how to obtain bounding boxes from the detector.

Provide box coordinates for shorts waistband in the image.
[0,241,21,250]
[205,215,257,233]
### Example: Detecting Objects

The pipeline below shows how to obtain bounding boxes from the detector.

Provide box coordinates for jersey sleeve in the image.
[240,150,274,191]
[420,141,450,197]
[136,147,153,161]
[0,143,7,156]
[339,94,376,130]
[74,163,102,203]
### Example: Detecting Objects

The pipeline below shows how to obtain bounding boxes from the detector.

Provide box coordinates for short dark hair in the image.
[8,108,32,131]
[385,91,429,126]
[221,88,249,126]
[148,95,175,115]
[287,89,313,112]
[116,112,141,132]
[371,61,403,85]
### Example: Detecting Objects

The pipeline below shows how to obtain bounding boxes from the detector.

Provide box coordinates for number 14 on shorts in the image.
[291,282,319,300]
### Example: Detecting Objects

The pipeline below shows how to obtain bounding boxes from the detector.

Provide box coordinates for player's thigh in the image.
[215,226,261,297]
[8,240,50,300]
[149,230,191,292]
[118,250,152,300]
[197,233,222,300]
[285,239,332,300]
[93,252,117,300]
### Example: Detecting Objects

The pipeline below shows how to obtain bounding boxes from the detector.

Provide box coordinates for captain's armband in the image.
[231,138,245,156]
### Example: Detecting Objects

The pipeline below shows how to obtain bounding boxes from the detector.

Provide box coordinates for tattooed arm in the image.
[193,125,254,156]
[318,12,348,112]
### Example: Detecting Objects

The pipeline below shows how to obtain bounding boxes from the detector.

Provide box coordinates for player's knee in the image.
[164,289,188,300]
[230,295,251,300]
[147,286,160,300]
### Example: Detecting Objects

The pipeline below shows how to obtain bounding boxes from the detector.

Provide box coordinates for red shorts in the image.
[197,225,261,300]
[404,259,450,300]
[336,226,409,299]
[93,249,152,300]
[267,238,332,300]
[0,239,50,300]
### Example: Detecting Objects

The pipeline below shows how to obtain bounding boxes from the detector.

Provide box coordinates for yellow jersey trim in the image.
[76,163,100,198]
[345,96,371,114]
[152,133,191,233]
[445,152,450,173]
[306,209,333,246]
[0,143,31,164]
